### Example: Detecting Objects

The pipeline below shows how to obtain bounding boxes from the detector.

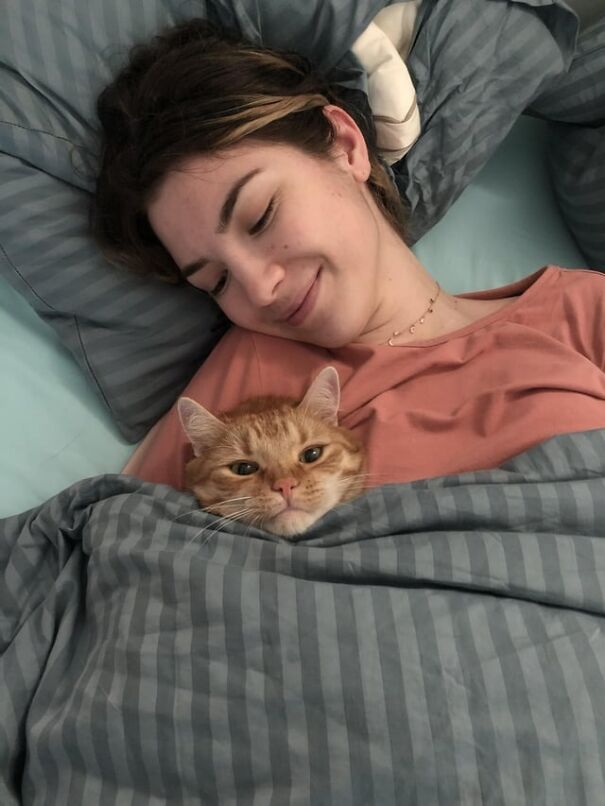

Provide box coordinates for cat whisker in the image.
[254,512,271,533]
[332,473,373,486]
[187,507,257,545]
[335,471,373,480]
[334,471,392,486]
[214,495,255,506]
[174,507,205,522]
[241,511,267,537]
[203,506,269,543]
[197,496,255,513]
[176,497,255,525]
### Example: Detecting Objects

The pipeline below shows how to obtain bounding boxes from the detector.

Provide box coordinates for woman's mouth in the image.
[285,268,321,327]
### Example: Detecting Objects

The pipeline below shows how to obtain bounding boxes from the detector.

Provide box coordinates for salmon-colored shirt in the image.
[124,267,605,489]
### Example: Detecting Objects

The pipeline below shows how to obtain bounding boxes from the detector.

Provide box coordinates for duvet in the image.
[2,428,605,805]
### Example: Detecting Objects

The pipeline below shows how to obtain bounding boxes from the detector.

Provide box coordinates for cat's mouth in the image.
[268,505,318,538]
[275,503,308,516]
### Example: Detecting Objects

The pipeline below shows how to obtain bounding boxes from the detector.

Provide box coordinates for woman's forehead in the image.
[147,142,297,263]
[171,141,296,181]
[151,141,327,229]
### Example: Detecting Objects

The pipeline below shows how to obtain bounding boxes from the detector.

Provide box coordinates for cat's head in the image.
[178,366,364,537]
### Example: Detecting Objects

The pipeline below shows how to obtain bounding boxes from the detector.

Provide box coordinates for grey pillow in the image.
[0,0,386,441]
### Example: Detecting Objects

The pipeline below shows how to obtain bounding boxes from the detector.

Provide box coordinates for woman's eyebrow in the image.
[180,168,263,278]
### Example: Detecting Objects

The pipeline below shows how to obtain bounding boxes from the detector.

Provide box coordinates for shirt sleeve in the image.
[588,275,605,372]
[557,269,605,372]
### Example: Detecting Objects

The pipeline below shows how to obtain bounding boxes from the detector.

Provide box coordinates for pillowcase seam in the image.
[0,118,84,149]
[72,315,116,415]
[0,233,116,422]
[0,235,57,312]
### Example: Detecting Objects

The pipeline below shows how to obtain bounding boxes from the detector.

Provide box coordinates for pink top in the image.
[124,267,605,489]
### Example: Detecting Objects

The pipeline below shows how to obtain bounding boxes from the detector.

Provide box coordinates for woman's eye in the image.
[249,197,275,236]
[210,270,229,298]
[207,196,276,297]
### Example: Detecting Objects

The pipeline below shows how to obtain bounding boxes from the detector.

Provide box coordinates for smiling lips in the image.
[283,268,321,327]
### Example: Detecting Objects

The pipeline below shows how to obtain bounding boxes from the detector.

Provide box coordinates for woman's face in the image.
[147,107,388,347]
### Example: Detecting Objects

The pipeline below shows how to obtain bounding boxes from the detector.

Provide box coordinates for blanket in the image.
[2,428,605,804]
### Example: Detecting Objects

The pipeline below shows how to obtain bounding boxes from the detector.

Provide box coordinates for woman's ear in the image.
[322,104,371,183]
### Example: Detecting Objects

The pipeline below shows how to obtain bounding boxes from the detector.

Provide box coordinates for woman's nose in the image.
[237,258,286,308]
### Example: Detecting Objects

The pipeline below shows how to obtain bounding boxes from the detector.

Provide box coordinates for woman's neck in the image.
[355,228,476,345]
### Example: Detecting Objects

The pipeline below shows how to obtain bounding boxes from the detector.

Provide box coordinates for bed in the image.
[2,0,605,803]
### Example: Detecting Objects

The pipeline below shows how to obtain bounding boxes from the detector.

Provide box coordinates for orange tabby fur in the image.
[178,367,364,537]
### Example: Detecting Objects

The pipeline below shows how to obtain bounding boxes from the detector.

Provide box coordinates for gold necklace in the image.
[387,282,441,346]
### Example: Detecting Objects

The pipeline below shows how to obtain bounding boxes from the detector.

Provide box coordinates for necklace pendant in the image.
[385,281,441,346]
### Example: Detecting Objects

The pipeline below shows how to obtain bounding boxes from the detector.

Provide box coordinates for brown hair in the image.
[92,18,408,284]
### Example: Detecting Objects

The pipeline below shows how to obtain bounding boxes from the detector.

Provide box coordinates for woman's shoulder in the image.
[550,266,605,289]
[462,265,604,327]
[540,266,605,315]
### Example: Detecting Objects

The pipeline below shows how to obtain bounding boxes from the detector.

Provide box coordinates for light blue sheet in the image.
[0,116,587,518]
[0,281,132,517]
[413,116,586,291]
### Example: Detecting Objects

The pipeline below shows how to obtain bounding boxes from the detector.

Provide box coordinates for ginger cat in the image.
[178,366,365,538]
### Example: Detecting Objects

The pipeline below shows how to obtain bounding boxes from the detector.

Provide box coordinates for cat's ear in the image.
[298,366,340,425]
[177,397,226,457]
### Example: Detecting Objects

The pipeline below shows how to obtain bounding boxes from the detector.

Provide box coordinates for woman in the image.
[93,19,605,490]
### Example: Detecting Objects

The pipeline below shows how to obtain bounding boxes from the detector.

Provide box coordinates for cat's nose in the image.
[272,478,299,499]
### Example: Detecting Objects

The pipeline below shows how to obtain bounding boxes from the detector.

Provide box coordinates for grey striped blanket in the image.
[2,427,605,805]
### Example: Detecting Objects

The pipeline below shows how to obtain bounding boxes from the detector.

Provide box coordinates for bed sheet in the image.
[0,279,132,517]
[412,116,587,291]
[0,115,586,518]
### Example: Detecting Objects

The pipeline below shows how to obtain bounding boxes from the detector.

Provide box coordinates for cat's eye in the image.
[300,446,323,464]
[230,461,259,476]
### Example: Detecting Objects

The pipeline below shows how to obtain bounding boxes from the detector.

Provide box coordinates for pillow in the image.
[0,0,388,442]
[351,19,421,163]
